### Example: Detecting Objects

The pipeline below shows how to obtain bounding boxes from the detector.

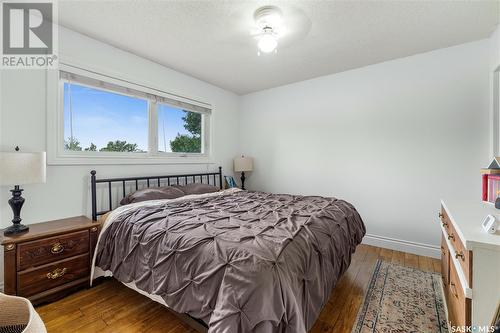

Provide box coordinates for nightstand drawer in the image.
[17,253,89,297]
[17,230,89,271]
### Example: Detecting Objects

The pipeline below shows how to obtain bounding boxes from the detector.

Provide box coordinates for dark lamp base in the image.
[5,185,29,236]
[4,223,29,235]
[240,171,246,190]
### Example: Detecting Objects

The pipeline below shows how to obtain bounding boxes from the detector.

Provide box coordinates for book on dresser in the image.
[439,199,500,330]
[1,216,100,305]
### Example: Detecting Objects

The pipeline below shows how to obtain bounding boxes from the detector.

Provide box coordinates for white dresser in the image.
[440,199,500,328]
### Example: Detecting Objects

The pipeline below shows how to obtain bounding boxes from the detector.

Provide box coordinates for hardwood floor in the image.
[36,244,441,333]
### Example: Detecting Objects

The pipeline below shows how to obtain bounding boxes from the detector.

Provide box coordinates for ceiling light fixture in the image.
[257,27,278,54]
[254,6,282,55]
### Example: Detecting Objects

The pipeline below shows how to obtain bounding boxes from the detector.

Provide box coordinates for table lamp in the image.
[0,148,46,235]
[233,156,253,190]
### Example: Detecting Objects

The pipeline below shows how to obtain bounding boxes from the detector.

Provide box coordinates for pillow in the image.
[120,186,185,205]
[175,183,220,195]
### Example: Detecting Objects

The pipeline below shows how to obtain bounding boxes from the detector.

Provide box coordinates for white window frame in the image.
[47,63,212,165]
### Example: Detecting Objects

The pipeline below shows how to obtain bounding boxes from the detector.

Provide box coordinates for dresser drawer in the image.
[17,253,89,297]
[441,232,450,286]
[445,218,472,286]
[447,260,471,328]
[17,230,89,271]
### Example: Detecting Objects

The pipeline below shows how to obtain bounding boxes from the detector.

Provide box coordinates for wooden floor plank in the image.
[418,255,432,272]
[379,248,393,262]
[69,319,108,333]
[404,252,419,269]
[37,245,440,333]
[431,258,441,273]
[391,250,405,266]
[330,246,380,331]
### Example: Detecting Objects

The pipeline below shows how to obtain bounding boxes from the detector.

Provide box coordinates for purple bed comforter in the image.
[94,190,365,332]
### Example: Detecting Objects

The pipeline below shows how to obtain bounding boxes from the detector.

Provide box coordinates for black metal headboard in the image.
[90,167,223,221]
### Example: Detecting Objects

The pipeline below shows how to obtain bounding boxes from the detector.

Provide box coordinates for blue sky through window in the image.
[63,83,189,152]
[157,104,191,152]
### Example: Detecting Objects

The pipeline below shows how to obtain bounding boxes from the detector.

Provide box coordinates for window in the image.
[63,83,149,153]
[56,70,211,162]
[158,104,202,153]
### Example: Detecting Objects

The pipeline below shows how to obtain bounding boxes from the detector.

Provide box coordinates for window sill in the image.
[47,153,212,166]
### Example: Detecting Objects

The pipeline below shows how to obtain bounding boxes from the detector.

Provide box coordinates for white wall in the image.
[490,26,500,157]
[239,40,491,257]
[491,25,500,77]
[0,27,240,287]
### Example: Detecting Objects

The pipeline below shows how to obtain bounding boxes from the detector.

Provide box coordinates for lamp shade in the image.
[0,152,46,186]
[234,156,253,172]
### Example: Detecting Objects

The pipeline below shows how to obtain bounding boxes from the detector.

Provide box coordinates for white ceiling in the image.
[58,1,500,95]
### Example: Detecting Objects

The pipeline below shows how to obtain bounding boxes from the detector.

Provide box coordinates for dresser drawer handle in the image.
[441,221,448,228]
[455,251,465,261]
[46,267,67,280]
[440,246,446,255]
[50,242,64,254]
[448,234,454,241]
[438,212,444,219]
[450,282,459,298]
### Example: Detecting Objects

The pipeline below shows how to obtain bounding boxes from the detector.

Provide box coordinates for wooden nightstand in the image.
[1,216,100,305]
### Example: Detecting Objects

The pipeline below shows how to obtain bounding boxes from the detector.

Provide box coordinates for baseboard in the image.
[362,233,441,259]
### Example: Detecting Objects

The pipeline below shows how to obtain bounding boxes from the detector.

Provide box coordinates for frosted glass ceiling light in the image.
[258,28,278,54]
[254,6,282,55]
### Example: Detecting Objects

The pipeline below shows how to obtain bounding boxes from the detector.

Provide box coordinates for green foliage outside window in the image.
[84,143,97,151]
[64,137,82,151]
[65,110,202,153]
[169,111,202,153]
[99,140,140,152]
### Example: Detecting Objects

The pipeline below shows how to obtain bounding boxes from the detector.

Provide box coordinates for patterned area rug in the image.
[352,260,448,333]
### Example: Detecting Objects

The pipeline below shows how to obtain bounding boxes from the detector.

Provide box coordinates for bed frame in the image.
[90,167,223,332]
[90,166,223,221]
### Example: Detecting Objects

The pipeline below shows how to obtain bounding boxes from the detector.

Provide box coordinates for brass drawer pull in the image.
[438,212,444,219]
[450,282,459,298]
[455,251,465,261]
[50,242,64,254]
[442,221,448,228]
[448,234,454,241]
[440,246,446,255]
[46,267,67,280]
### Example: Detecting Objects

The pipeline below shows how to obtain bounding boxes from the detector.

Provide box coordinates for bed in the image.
[90,167,365,333]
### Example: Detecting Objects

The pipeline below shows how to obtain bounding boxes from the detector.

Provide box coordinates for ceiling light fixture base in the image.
[254,6,282,55]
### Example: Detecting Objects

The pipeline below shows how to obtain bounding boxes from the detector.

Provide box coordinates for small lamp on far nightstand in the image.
[0,147,46,236]
[234,155,253,190]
